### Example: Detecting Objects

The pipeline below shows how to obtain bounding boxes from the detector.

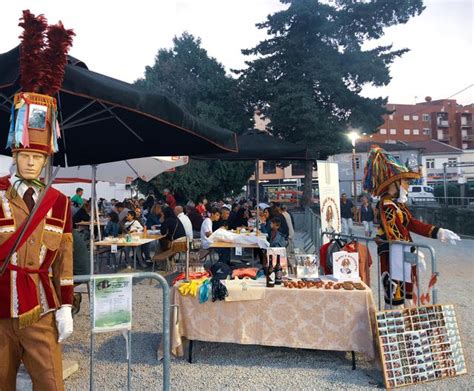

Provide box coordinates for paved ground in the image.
[63,226,473,390]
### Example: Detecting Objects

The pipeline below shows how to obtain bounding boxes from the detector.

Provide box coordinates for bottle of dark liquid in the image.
[266,255,275,288]
[275,255,283,285]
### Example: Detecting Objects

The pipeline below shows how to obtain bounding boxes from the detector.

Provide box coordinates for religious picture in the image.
[295,254,319,278]
[332,251,359,281]
[28,104,48,129]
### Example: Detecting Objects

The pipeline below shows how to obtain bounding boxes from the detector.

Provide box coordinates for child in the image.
[124,210,144,233]
[269,217,287,248]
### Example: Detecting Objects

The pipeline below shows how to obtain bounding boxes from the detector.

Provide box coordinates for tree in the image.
[238,0,425,205]
[135,33,254,202]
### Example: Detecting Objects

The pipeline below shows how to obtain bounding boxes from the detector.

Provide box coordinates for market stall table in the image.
[166,280,376,365]
[94,237,161,270]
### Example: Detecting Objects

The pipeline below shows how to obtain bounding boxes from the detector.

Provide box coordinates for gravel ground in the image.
[64,226,473,390]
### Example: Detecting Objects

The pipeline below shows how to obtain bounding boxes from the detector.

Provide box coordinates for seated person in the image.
[201,207,230,264]
[124,210,144,233]
[213,206,230,230]
[146,203,163,230]
[72,201,91,227]
[104,211,120,237]
[160,206,186,250]
[269,218,288,248]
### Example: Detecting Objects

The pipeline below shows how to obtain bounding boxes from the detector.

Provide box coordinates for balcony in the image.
[437,119,449,127]
[462,134,474,141]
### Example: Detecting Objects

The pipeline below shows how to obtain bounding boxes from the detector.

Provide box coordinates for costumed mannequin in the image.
[0,11,74,390]
[363,145,460,309]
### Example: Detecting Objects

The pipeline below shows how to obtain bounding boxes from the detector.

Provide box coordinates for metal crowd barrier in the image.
[304,207,322,252]
[320,231,438,310]
[74,272,171,391]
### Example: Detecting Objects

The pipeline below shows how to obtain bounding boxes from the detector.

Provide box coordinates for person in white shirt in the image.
[123,210,143,233]
[174,205,193,241]
[280,205,295,240]
[200,207,221,249]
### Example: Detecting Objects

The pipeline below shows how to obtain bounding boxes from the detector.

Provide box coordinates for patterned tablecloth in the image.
[169,281,377,360]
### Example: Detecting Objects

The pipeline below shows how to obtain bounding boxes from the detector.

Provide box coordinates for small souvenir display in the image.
[295,254,319,278]
[376,304,466,389]
[283,280,365,290]
[332,251,359,281]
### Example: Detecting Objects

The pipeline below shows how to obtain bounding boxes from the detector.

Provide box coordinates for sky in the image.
[1,0,472,105]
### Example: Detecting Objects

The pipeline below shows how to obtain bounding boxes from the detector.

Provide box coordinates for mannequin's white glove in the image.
[437,228,461,245]
[56,305,73,343]
[417,251,427,273]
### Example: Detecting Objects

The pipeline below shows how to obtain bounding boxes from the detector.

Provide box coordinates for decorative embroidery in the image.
[11,252,18,318]
[0,226,16,233]
[39,244,47,265]
[44,224,63,234]
[38,279,50,313]
[60,278,74,286]
[0,191,13,218]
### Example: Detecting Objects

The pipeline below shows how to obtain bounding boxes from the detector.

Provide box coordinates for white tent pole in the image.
[89,165,97,274]
[255,160,260,233]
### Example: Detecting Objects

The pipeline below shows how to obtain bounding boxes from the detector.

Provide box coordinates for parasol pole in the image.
[255,160,260,234]
[89,165,97,274]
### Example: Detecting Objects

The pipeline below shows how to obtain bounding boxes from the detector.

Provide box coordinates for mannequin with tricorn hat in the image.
[363,145,460,309]
[0,10,75,390]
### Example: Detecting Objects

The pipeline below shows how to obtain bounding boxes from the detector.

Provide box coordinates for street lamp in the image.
[347,130,360,199]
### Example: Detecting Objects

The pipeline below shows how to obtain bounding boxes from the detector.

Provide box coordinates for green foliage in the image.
[135,33,254,201]
[238,0,425,157]
[434,184,460,198]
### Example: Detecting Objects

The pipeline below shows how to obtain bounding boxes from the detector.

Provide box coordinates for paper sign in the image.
[389,244,412,283]
[93,275,132,333]
[111,244,118,253]
[295,254,319,278]
[267,247,288,277]
[235,247,243,256]
[332,251,359,281]
[317,161,341,243]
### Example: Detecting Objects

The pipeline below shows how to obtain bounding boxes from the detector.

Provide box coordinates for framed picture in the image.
[332,251,359,281]
[295,254,319,278]
[28,104,48,130]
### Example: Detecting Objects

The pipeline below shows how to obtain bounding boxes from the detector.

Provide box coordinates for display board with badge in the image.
[376,304,466,389]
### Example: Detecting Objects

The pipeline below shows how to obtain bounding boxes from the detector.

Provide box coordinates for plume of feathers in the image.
[41,22,75,96]
[17,10,74,95]
[18,10,48,92]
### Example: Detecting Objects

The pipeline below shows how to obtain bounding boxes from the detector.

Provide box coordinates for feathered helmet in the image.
[6,10,74,156]
[363,145,420,196]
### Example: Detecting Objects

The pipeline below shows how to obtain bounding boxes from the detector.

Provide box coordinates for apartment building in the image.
[363,98,474,150]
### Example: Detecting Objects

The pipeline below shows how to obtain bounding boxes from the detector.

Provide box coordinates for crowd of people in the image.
[340,192,377,237]
[69,187,296,268]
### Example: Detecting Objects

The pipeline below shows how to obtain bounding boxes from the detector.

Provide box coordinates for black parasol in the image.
[194,130,312,161]
[0,46,238,167]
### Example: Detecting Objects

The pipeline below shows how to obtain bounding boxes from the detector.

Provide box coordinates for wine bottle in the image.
[275,254,283,285]
[266,255,275,288]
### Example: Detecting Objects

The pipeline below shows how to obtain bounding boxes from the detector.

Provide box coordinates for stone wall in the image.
[410,206,474,237]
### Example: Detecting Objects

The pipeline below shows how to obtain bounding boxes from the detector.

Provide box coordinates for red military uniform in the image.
[363,145,437,307]
[376,197,439,306]
[0,10,75,390]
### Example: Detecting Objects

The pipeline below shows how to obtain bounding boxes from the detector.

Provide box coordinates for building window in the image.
[404,129,411,135]
[412,115,419,121]
[354,156,361,170]
[291,161,305,176]
[380,128,387,135]
[262,161,276,174]
[403,115,410,121]
[422,114,430,122]
[389,114,394,120]
[426,159,435,169]
[423,128,431,135]
[413,129,419,135]
[390,128,396,135]
[447,158,457,167]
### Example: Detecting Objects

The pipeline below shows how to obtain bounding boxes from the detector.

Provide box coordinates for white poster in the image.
[93,275,132,333]
[317,161,341,243]
[332,251,360,281]
[389,244,412,283]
